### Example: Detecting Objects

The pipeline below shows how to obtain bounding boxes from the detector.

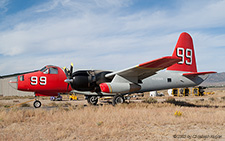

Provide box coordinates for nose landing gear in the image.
[33,100,41,108]
[33,96,42,108]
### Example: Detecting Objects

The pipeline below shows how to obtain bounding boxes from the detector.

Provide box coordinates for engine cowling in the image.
[100,82,141,94]
[71,70,112,92]
[72,75,94,91]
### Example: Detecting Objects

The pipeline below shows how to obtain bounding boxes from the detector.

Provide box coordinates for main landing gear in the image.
[112,94,125,106]
[86,95,125,106]
[87,96,98,105]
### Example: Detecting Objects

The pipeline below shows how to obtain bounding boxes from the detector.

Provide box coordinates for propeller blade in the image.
[64,63,74,92]
[63,67,69,78]
[69,62,73,79]
[67,83,69,92]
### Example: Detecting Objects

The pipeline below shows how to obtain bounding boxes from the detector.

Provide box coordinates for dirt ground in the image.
[0,87,224,141]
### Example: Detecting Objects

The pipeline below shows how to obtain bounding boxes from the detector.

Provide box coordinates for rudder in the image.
[167,32,197,72]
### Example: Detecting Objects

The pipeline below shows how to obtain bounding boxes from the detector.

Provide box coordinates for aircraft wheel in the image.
[33,100,42,108]
[112,95,125,106]
[87,96,98,105]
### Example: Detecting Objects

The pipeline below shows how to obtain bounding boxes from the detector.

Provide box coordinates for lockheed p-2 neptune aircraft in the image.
[4,32,216,108]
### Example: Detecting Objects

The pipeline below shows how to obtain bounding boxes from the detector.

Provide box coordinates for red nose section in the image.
[99,83,110,93]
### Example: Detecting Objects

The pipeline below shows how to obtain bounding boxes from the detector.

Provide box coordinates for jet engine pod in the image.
[100,82,141,94]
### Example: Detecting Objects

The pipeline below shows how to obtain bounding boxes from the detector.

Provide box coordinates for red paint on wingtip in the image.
[167,32,197,72]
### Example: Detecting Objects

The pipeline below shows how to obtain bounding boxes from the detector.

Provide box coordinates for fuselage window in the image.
[19,75,24,81]
[49,68,58,74]
[167,78,172,82]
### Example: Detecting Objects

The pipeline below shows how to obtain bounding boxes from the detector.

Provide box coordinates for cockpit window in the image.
[43,69,49,74]
[49,68,58,74]
[40,67,47,72]
[40,66,58,74]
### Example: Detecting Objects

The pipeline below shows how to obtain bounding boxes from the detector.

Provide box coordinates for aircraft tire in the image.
[87,96,98,105]
[33,100,42,108]
[112,95,125,106]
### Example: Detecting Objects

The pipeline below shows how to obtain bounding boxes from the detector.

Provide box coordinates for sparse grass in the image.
[165,97,176,103]
[0,88,224,140]
[0,103,12,108]
[209,97,215,101]
[47,102,59,107]
[0,96,34,100]
[221,96,225,101]
[3,105,10,108]
[47,102,72,107]
[40,97,50,100]
[0,103,224,140]
[20,103,30,107]
[142,97,157,104]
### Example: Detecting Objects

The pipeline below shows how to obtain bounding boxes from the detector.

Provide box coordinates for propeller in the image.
[64,63,74,91]
[63,67,69,78]
[69,63,73,79]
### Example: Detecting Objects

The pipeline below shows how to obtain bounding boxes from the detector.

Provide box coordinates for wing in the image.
[0,70,39,79]
[105,56,181,83]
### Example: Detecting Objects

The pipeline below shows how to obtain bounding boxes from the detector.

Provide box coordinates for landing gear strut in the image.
[112,95,125,106]
[33,100,41,108]
[87,96,98,105]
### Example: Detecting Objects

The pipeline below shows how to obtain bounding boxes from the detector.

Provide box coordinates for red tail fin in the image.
[167,32,197,72]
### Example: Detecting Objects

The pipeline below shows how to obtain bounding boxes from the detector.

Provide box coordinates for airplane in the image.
[64,32,216,105]
[1,65,73,108]
[1,32,216,108]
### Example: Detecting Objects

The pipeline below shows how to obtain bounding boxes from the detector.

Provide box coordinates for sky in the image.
[0,0,225,75]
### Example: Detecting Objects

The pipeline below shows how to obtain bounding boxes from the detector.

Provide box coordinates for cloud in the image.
[0,0,9,14]
[0,0,225,75]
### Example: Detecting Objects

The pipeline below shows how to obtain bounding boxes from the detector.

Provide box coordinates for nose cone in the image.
[9,77,18,90]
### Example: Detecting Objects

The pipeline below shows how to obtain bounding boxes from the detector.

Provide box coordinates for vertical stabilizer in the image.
[167,32,197,72]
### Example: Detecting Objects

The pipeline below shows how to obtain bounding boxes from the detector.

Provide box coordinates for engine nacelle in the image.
[100,82,141,94]
[71,71,95,91]
[71,70,112,92]
[72,75,93,91]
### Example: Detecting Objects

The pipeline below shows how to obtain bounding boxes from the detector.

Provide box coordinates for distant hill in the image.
[201,72,225,86]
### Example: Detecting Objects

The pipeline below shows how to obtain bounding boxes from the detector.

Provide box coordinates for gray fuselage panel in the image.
[139,71,208,92]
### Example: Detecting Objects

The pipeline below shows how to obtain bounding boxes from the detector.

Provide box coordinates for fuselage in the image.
[72,70,209,96]
[139,70,208,92]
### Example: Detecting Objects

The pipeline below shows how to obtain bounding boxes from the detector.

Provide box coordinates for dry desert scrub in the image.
[0,103,225,141]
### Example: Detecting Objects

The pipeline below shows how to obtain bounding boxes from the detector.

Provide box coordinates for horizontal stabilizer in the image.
[183,71,216,76]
